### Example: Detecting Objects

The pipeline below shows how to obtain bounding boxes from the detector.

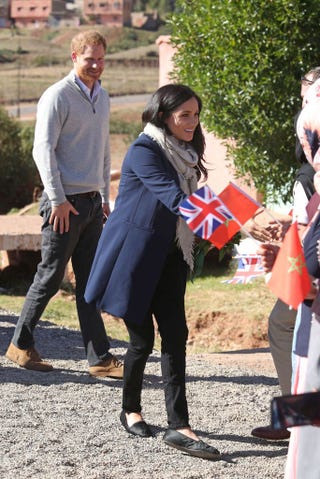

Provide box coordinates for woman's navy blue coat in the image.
[85,133,187,324]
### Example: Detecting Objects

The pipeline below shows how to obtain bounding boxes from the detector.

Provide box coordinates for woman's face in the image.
[165,97,200,142]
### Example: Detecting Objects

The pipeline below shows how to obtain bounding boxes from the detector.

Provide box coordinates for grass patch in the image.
[110,117,141,136]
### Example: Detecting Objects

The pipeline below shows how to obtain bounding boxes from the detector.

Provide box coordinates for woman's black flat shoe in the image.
[120,410,153,438]
[163,429,221,460]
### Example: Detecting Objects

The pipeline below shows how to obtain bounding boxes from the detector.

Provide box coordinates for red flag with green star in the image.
[267,222,312,309]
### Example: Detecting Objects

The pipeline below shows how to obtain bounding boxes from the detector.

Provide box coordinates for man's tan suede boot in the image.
[5,342,53,372]
[89,356,123,378]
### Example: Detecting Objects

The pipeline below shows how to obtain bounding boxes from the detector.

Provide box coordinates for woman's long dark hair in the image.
[142,84,207,180]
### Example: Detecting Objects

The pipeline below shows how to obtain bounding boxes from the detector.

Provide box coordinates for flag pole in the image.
[259,207,284,227]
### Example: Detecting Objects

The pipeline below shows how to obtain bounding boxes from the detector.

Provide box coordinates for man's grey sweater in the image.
[33,71,111,206]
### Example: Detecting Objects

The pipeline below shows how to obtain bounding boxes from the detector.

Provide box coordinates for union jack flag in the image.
[223,255,265,284]
[179,185,234,240]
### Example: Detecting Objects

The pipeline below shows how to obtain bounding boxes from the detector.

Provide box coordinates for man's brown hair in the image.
[71,30,107,54]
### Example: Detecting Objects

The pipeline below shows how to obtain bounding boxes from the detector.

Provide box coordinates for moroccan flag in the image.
[267,222,312,309]
[219,182,261,223]
[208,182,260,247]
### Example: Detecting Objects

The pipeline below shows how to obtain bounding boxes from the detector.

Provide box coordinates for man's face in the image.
[72,43,105,88]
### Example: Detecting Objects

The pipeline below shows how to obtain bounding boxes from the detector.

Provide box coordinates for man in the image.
[5,30,123,379]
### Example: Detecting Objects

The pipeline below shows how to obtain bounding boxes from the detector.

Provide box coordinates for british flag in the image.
[179,185,234,240]
[223,255,265,284]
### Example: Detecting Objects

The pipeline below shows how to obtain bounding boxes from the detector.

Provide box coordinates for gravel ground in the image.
[0,309,288,479]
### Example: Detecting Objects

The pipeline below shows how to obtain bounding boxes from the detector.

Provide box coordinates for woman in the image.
[85,84,221,460]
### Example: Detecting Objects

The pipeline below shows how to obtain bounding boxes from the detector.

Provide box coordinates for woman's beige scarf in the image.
[144,122,198,269]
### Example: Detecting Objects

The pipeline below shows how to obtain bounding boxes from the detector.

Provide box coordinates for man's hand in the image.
[102,202,111,222]
[49,200,79,234]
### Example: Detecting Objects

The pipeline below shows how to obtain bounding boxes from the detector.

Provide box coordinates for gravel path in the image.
[0,309,288,479]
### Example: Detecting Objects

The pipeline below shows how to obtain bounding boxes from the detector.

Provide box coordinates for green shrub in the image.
[0,109,39,213]
[20,124,41,193]
[109,118,141,135]
[146,50,158,57]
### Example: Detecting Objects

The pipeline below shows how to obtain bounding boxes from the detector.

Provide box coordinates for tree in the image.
[0,107,38,213]
[170,0,320,203]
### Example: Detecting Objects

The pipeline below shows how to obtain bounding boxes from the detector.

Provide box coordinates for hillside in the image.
[0,25,167,104]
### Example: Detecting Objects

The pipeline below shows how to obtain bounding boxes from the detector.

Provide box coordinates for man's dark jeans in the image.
[12,192,111,366]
